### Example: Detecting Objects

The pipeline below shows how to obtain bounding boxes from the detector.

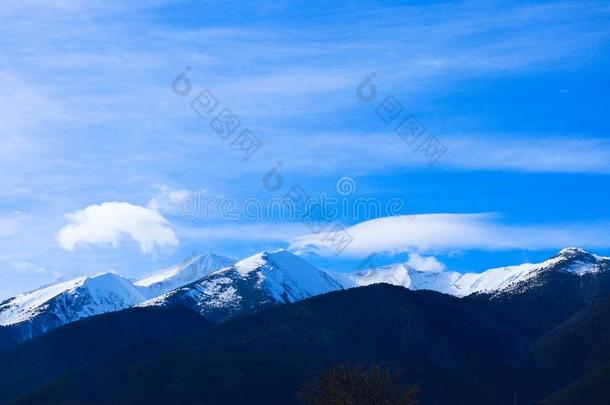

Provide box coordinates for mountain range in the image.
[1,247,610,403]
[1,247,608,347]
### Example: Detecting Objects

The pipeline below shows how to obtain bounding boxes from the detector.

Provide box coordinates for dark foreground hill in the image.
[532,295,610,404]
[0,306,211,402]
[0,285,547,404]
[2,282,610,404]
[544,364,610,404]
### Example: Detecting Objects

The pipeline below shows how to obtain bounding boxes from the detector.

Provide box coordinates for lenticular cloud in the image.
[290,213,610,257]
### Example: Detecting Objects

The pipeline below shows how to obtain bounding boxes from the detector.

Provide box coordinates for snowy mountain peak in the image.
[0,272,146,335]
[547,247,608,276]
[336,248,610,298]
[334,263,463,295]
[233,249,294,274]
[332,264,410,288]
[553,247,610,263]
[555,247,596,260]
[228,249,343,301]
[135,252,235,296]
[4,247,610,344]
[140,249,343,321]
[558,247,590,255]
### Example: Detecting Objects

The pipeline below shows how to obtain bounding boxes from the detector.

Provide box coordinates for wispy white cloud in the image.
[0,212,28,238]
[440,135,610,173]
[1,0,609,299]
[290,214,610,257]
[0,71,65,161]
[179,222,303,243]
[147,184,190,215]
[253,132,610,175]
[57,202,178,253]
[9,261,51,275]
[0,0,607,205]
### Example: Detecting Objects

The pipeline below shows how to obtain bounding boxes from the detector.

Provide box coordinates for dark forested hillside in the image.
[2,281,610,404]
[0,285,545,404]
[0,306,210,402]
[466,269,610,340]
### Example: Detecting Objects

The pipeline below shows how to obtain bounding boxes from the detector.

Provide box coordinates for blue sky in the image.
[1,0,610,299]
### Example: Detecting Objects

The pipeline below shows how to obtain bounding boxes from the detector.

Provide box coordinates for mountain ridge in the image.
[134,252,236,297]
[0,272,146,342]
[139,249,344,322]
[3,251,610,403]
[337,247,609,297]
[1,247,608,345]
[0,284,556,404]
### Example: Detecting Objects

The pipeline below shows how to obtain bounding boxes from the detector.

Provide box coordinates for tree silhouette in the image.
[299,364,418,405]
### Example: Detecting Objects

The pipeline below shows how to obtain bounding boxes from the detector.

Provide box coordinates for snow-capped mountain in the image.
[0,253,235,343]
[140,249,343,321]
[135,253,235,298]
[336,248,610,297]
[332,263,462,294]
[2,247,608,345]
[0,272,146,341]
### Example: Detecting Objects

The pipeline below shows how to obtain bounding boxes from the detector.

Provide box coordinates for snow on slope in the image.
[0,277,88,326]
[232,249,343,302]
[140,249,343,321]
[452,247,608,296]
[3,247,608,341]
[336,248,609,297]
[0,273,146,334]
[135,253,235,297]
[331,264,462,295]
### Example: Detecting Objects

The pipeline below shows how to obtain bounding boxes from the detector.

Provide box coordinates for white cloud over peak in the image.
[57,202,178,253]
[406,252,446,272]
[290,214,610,257]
